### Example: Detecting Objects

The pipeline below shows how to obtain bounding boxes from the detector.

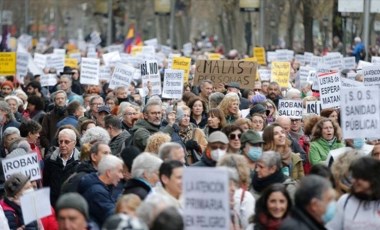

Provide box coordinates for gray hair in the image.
[3,127,20,137]
[4,95,23,107]
[137,194,177,227]
[131,152,163,178]
[158,142,183,161]
[259,151,282,170]
[80,126,111,145]
[8,138,31,153]
[58,129,77,141]
[143,101,162,114]
[146,96,162,106]
[98,154,124,175]
[218,166,239,184]
[209,92,225,109]
[0,101,13,120]
[51,90,67,101]
[295,175,332,208]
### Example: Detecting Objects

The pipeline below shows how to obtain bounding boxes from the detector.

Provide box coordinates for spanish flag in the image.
[124,25,135,53]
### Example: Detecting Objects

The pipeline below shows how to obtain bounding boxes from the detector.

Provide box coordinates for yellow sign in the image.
[172,57,191,83]
[0,52,16,75]
[207,53,222,60]
[244,57,257,62]
[131,46,143,56]
[65,58,78,69]
[154,0,171,14]
[271,62,291,88]
[253,47,266,65]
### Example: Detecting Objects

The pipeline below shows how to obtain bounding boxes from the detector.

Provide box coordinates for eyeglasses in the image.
[291,119,301,123]
[229,133,241,140]
[92,103,104,106]
[59,140,74,145]
[125,112,138,116]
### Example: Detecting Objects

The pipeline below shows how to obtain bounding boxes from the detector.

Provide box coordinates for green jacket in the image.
[309,138,345,165]
[130,119,161,151]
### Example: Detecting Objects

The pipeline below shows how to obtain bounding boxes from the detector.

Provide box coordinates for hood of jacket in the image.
[76,161,97,174]
[131,119,160,133]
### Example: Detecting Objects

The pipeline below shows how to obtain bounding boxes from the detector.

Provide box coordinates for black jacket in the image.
[239,97,251,110]
[191,154,216,167]
[60,161,97,194]
[123,178,152,200]
[280,207,327,230]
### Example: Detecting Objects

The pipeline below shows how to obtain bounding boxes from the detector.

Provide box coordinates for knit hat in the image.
[4,173,30,197]
[251,94,266,105]
[241,130,264,145]
[1,81,14,90]
[56,193,89,220]
[102,214,148,230]
[249,104,267,116]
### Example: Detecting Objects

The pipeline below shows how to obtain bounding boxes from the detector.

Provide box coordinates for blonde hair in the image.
[217,154,251,188]
[116,194,142,214]
[234,118,253,129]
[217,93,240,118]
[145,132,171,154]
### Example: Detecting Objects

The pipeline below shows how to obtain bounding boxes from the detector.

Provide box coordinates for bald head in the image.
[276,116,291,133]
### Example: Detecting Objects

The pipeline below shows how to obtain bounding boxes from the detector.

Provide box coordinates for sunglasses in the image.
[229,133,242,140]
[59,140,74,145]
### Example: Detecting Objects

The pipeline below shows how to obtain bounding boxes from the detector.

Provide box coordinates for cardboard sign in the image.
[340,86,380,139]
[64,58,78,69]
[343,57,356,70]
[318,72,341,109]
[0,52,16,75]
[16,52,29,78]
[278,99,303,119]
[99,65,112,82]
[271,61,290,88]
[2,153,41,181]
[103,51,121,67]
[306,100,322,115]
[141,60,161,95]
[162,69,184,99]
[253,47,266,65]
[172,57,191,83]
[20,188,52,225]
[207,53,222,60]
[194,60,257,89]
[80,58,100,85]
[258,69,271,82]
[109,63,135,89]
[363,65,380,86]
[183,167,229,230]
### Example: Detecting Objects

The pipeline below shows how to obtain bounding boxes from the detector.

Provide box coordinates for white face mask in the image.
[210,149,226,161]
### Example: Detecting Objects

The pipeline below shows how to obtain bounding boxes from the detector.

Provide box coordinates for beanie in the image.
[4,173,30,197]
[251,93,266,105]
[56,193,89,220]
[1,81,14,90]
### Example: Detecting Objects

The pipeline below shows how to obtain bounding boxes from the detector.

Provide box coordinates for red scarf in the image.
[258,213,282,230]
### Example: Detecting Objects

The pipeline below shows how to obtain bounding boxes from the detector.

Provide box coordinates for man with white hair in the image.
[43,128,81,206]
[78,154,124,227]
[124,152,163,200]
[158,142,186,165]
[350,36,365,63]
[59,74,83,104]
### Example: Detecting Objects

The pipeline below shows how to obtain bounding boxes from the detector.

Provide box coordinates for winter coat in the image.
[309,138,345,165]
[123,178,152,200]
[280,206,327,230]
[78,173,117,227]
[43,148,80,206]
[0,197,38,230]
[60,161,97,194]
[190,113,208,129]
[40,108,66,149]
[191,154,216,167]
[130,119,161,152]
[56,115,78,129]
[290,153,304,181]
[109,130,131,156]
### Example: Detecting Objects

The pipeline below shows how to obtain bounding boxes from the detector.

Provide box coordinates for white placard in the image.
[20,188,52,225]
[267,51,276,63]
[295,54,305,65]
[18,34,32,49]
[2,153,41,181]
[40,74,57,87]
[343,57,356,70]
[299,66,315,85]
[340,86,380,139]
[323,53,343,70]
[99,65,112,82]
[141,46,155,55]
[372,56,380,64]
[304,52,313,64]
[161,45,172,57]
[275,49,293,62]
[318,72,341,109]
[141,60,161,95]
[144,38,158,48]
[278,99,303,119]
[363,65,380,86]
[326,147,353,167]
[341,78,363,87]
[102,51,121,67]
[183,42,192,57]
[310,56,323,68]
[347,72,357,80]
[183,167,229,230]
[357,60,373,69]
[53,48,66,55]
[47,53,65,72]
[69,52,81,63]
[305,100,322,115]
[162,69,184,99]
[80,58,100,85]
[258,69,271,81]
[87,52,97,59]
[106,44,124,53]
[33,53,47,69]
[90,31,101,45]
[109,63,135,89]
[16,52,29,78]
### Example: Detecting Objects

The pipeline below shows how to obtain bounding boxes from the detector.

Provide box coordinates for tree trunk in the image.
[287,0,301,49]
[302,0,314,52]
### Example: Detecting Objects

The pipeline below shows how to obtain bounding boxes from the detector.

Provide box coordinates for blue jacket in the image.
[78,173,118,227]
[352,42,365,62]
[56,115,78,129]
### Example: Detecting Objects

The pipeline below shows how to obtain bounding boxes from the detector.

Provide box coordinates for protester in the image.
[222,124,243,154]
[217,93,240,124]
[251,113,266,134]
[241,129,264,172]
[145,132,171,155]
[192,131,228,167]
[23,95,46,123]
[187,96,208,128]
[158,142,186,165]
[203,108,227,137]
[56,100,84,129]
[4,95,23,123]
[115,194,141,216]
[104,115,130,156]
[234,118,253,133]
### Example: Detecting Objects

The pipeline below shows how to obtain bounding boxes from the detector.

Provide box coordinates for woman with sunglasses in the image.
[263,123,304,181]
[222,124,243,154]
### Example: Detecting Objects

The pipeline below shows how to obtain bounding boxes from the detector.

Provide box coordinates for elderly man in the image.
[84,95,104,121]
[40,90,67,149]
[59,74,83,104]
[158,142,186,165]
[131,101,162,151]
[78,155,124,227]
[121,104,140,133]
[199,80,213,108]
[192,131,229,167]
[56,193,91,230]
[124,152,163,200]
[43,128,81,206]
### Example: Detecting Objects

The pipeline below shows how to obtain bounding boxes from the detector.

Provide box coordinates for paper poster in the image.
[362,65,380,86]
[207,53,222,60]
[318,72,341,109]
[271,61,290,88]
[194,60,257,89]
[102,51,121,67]
[21,188,52,225]
[183,42,192,57]
[64,58,78,69]
[253,47,266,65]
[80,58,100,85]
[172,57,191,83]
[278,99,303,119]
[40,74,57,87]
[162,69,184,99]
[258,69,271,82]
[16,52,29,78]
[141,60,161,95]
[109,63,135,89]
[343,57,356,70]
[2,153,41,181]
[323,53,343,70]
[0,52,16,75]
[305,100,322,115]
[99,65,112,82]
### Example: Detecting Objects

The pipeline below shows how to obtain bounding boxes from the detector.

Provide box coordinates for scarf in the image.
[179,125,193,143]
[258,213,283,230]
[252,169,286,193]
[208,126,220,135]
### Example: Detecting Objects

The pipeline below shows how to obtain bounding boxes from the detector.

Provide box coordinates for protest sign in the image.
[109,63,135,89]
[167,53,181,69]
[207,53,222,60]
[310,56,323,68]
[306,100,322,115]
[99,65,112,82]
[90,31,102,45]
[343,57,356,70]
[298,66,315,85]
[340,86,380,139]
[161,45,172,57]
[144,38,158,48]
[347,72,356,80]
[40,74,57,87]
[371,56,380,65]
[363,65,380,86]
[47,53,65,72]
[106,44,124,53]
[102,51,121,67]
[34,53,48,70]
[0,52,16,75]
[64,58,78,69]
[295,54,305,65]
[278,100,303,119]
[266,51,276,63]
[2,153,41,181]
[271,61,290,88]
[194,60,257,89]
[53,48,66,55]
[80,58,100,85]
[341,78,363,87]
[162,69,184,99]
[318,72,341,109]
[326,147,353,167]
[18,34,32,49]
[323,53,343,70]
[87,52,97,59]
[183,167,229,230]
[258,69,271,81]
[131,46,143,56]
[141,46,155,55]
[28,53,43,76]
[304,52,313,64]
[244,57,257,62]
[21,188,52,225]
[16,52,29,78]
[69,52,81,63]
[357,60,373,69]
[141,60,161,95]
[183,42,192,56]
[253,47,266,65]
[275,49,294,62]
[172,57,191,83]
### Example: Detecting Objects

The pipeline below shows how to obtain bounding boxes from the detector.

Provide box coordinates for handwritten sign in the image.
[253,47,266,65]
[271,61,290,88]
[343,57,356,70]
[99,65,112,82]
[162,69,184,99]
[80,58,100,85]
[0,52,16,75]
[109,63,135,90]
[194,60,257,89]
[172,57,191,83]
[258,69,271,82]
[2,153,41,181]
[318,72,341,109]
[278,99,303,119]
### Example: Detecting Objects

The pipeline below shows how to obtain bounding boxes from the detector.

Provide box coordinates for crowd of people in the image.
[0,35,379,230]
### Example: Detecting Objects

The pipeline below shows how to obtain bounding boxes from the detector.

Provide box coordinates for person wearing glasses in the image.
[121,104,140,133]
[84,95,104,121]
[222,124,243,154]
[44,128,81,206]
